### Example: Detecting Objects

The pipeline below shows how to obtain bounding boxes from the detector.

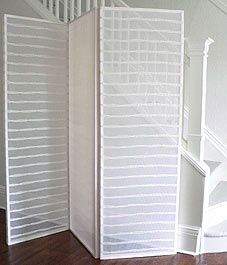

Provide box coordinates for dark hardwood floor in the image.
[1,209,227,265]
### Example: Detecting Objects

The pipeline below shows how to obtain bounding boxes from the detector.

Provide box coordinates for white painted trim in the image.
[208,0,227,15]
[204,202,227,229]
[24,0,61,22]
[184,105,227,159]
[205,127,227,159]
[0,185,6,210]
[177,225,201,256]
[181,147,210,177]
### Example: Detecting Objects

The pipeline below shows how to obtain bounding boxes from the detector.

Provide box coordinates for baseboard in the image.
[177,225,201,256]
[0,185,6,210]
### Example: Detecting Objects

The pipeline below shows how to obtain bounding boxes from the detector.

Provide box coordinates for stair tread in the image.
[209,181,227,206]
[205,219,227,238]
[204,160,221,173]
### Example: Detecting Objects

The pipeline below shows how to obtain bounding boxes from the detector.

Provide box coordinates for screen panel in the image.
[4,15,69,245]
[100,7,184,259]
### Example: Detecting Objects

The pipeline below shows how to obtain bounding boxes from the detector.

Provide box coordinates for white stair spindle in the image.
[77,0,81,17]
[43,0,47,7]
[70,0,75,21]
[93,0,97,8]
[187,38,214,162]
[64,0,68,22]
[101,0,106,7]
[55,0,60,19]
[49,0,53,13]
[86,0,90,12]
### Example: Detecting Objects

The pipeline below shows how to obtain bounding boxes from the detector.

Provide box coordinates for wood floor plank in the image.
[1,209,227,265]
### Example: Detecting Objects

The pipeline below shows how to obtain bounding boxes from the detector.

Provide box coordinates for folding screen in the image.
[4,15,69,245]
[100,8,184,259]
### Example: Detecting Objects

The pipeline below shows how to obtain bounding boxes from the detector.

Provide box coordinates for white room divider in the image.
[4,6,184,260]
[4,15,69,245]
[99,8,184,259]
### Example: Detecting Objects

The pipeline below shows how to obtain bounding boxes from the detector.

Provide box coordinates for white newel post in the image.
[187,38,214,162]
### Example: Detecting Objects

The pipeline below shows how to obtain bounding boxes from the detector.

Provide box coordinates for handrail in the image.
[208,0,227,15]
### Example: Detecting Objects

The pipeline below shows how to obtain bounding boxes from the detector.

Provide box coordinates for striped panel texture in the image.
[100,8,184,259]
[4,15,69,245]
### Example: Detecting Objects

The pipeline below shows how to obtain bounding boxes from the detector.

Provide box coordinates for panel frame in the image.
[99,7,184,260]
[4,14,69,246]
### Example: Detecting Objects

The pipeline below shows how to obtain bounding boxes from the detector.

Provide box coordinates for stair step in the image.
[204,160,221,173]
[209,181,227,206]
[205,219,227,238]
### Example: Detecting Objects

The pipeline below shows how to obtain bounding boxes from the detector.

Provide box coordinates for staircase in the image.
[25,0,127,23]
[183,37,227,253]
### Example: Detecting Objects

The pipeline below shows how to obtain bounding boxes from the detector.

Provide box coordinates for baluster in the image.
[64,0,68,22]
[101,0,106,7]
[70,0,75,21]
[43,0,47,7]
[77,0,81,17]
[49,0,53,13]
[55,0,60,19]
[93,0,97,8]
[86,0,90,12]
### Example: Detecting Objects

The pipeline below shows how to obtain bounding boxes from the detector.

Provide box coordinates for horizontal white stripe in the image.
[102,82,180,86]
[103,221,175,227]
[104,203,176,209]
[104,114,179,118]
[11,216,68,230]
[104,154,177,159]
[10,191,67,203]
[8,100,65,104]
[104,174,177,180]
[9,160,67,169]
[102,17,181,24]
[102,93,179,97]
[102,50,181,55]
[102,103,178,107]
[7,22,66,32]
[9,152,66,160]
[102,144,178,149]
[8,52,66,60]
[102,239,174,245]
[102,124,179,128]
[103,134,178,139]
[102,71,181,76]
[103,212,175,218]
[9,144,66,151]
[103,184,176,189]
[104,193,176,199]
[104,164,177,169]
[10,184,67,195]
[8,81,65,85]
[11,223,67,239]
[8,72,64,77]
[10,177,66,187]
[10,169,66,178]
[8,118,65,123]
[101,26,181,34]
[9,127,66,132]
[8,109,66,113]
[10,200,67,213]
[8,42,63,51]
[8,91,65,95]
[11,208,68,221]
[103,60,181,65]
[104,230,174,238]
[8,33,66,42]
[9,136,65,141]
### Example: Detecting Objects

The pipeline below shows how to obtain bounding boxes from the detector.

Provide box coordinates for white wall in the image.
[0,0,40,187]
